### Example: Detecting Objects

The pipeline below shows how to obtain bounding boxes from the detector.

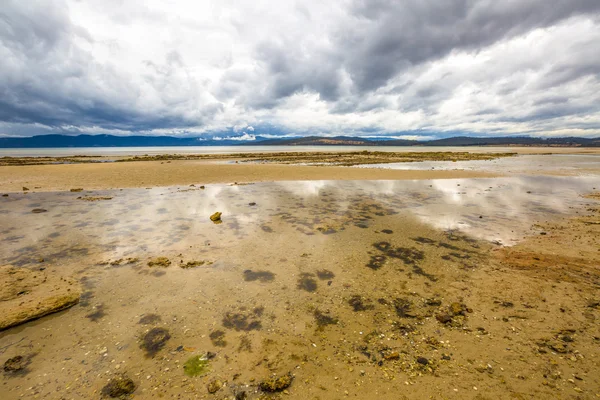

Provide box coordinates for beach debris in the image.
[3,356,26,373]
[101,374,136,398]
[1,194,7,197]
[210,212,222,224]
[207,378,224,394]
[22,187,29,191]
[31,208,47,213]
[140,327,171,357]
[183,354,211,377]
[147,257,171,267]
[259,373,294,392]
[70,188,83,192]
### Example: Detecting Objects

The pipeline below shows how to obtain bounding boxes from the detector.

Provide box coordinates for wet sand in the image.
[1,152,600,399]
[0,161,501,192]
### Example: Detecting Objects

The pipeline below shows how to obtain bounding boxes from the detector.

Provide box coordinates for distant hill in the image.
[0,134,598,148]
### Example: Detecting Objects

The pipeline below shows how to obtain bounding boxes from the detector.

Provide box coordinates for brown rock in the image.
[210,212,222,223]
[207,379,223,394]
[0,266,80,331]
[259,373,294,392]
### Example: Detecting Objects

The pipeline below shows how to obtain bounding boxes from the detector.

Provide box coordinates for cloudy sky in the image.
[1,0,600,139]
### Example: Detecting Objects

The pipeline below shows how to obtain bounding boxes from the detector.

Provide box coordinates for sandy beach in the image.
[1,150,599,399]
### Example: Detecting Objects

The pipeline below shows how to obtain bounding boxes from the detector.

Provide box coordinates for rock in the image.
[101,374,136,398]
[436,313,453,324]
[449,302,466,316]
[147,257,171,267]
[235,391,248,400]
[1,194,8,197]
[259,373,294,392]
[0,265,80,331]
[210,212,222,224]
[416,357,429,365]
[3,356,26,372]
[383,351,400,360]
[31,208,47,213]
[207,379,223,394]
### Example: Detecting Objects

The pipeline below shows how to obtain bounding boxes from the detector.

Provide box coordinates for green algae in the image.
[183,355,211,377]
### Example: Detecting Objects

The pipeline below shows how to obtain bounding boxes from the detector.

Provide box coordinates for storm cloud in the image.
[0,0,599,138]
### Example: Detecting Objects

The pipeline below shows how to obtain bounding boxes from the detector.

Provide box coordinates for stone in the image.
[0,265,80,331]
[207,379,223,394]
[210,212,222,223]
[259,373,294,392]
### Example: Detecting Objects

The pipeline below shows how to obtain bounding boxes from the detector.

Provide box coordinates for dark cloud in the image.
[0,0,599,137]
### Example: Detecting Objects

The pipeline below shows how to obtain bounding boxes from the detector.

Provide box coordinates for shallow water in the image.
[357,154,600,175]
[1,177,599,399]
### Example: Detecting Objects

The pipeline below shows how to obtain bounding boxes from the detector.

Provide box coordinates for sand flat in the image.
[0,160,500,192]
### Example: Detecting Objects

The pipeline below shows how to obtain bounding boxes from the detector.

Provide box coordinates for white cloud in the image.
[0,0,599,138]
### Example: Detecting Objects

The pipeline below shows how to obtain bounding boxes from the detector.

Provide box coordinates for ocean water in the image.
[0,145,523,157]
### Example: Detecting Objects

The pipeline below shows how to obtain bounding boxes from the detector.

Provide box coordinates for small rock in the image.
[210,212,222,224]
[207,379,223,394]
[416,357,429,365]
[259,373,294,392]
[436,313,453,324]
[31,208,47,213]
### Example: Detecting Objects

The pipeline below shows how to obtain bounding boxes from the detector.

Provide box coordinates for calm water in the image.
[0,146,524,157]
[1,177,599,399]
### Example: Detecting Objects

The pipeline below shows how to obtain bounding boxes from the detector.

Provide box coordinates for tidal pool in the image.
[0,177,599,399]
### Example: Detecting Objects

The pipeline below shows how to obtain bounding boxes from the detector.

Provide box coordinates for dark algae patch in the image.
[367,255,386,270]
[209,330,227,347]
[222,310,262,331]
[316,269,335,280]
[140,327,171,357]
[297,273,317,292]
[393,298,416,318]
[85,304,106,322]
[314,310,338,329]
[3,355,28,373]
[349,295,374,311]
[138,314,161,325]
[102,374,136,398]
[243,269,275,282]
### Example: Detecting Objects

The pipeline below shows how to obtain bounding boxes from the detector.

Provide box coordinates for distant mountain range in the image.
[0,134,599,148]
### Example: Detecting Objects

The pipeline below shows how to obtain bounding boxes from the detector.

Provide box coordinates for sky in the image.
[1,0,600,140]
